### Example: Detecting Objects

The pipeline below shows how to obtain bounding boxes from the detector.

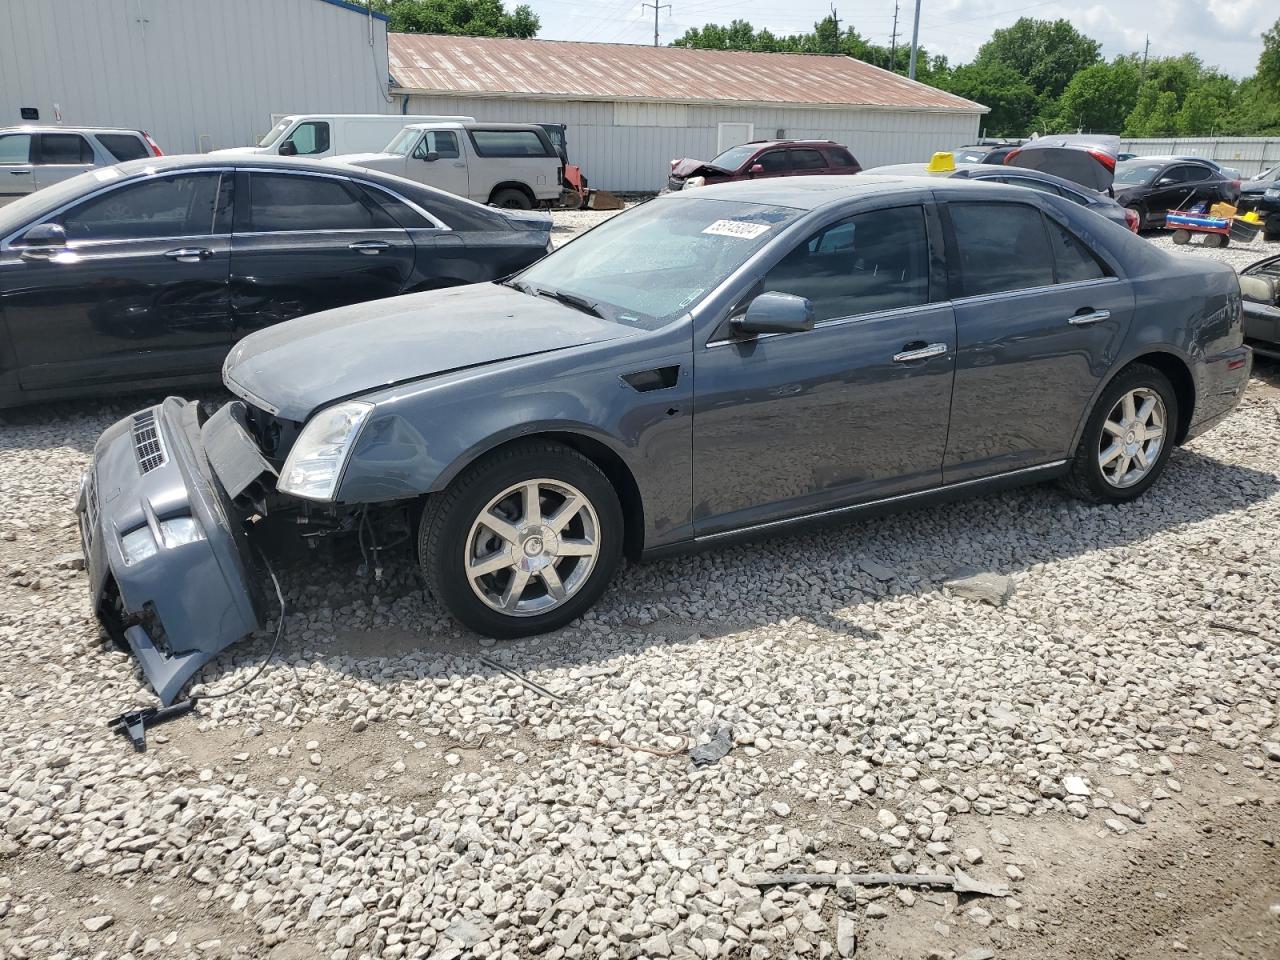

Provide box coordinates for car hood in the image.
[207,146,266,155]
[670,158,731,179]
[223,283,634,421]
[332,152,401,166]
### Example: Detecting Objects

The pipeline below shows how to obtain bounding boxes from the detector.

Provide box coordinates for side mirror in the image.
[423,150,439,162]
[732,291,814,336]
[749,163,764,175]
[16,222,67,248]
[1156,177,1175,186]
[278,140,298,156]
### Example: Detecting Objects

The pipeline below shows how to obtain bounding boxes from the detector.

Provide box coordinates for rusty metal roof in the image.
[389,35,986,114]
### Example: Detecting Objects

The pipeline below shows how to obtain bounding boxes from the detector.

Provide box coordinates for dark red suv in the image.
[667,140,861,191]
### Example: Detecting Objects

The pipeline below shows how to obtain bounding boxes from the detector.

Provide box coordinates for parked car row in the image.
[0,125,163,205]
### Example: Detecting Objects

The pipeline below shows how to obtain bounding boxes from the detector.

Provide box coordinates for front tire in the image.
[419,441,624,638]
[1062,364,1178,504]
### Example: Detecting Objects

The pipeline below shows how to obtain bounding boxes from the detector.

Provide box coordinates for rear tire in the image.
[1061,363,1179,505]
[419,441,624,638]
[491,188,533,210]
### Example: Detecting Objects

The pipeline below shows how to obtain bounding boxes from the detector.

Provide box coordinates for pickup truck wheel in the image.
[419,441,623,638]
[1061,364,1178,504]
[491,188,533,210]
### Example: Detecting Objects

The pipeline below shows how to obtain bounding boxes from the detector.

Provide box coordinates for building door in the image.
[717,123,754,154]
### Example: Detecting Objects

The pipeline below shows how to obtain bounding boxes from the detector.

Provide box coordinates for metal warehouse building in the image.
[389,35,987,192]
[0,0,395,154]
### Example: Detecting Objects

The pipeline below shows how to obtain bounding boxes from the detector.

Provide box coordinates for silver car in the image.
[0,125,163,205]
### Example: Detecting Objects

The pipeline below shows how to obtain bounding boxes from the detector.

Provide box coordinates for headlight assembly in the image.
[685,175,706,189]
[277,401,374,501]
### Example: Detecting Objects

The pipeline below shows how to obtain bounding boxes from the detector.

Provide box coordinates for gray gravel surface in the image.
[0,217,1278,960]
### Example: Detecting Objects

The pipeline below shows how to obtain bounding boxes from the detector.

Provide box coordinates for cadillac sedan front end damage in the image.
[77,398,274,704]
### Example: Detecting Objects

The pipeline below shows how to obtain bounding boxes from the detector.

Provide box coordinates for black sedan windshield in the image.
[1115,161,1163,186]
[515,197,801,329]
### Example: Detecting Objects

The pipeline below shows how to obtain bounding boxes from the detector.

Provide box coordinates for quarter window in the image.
[97,133,150,162]
[949,202,1055,297]
[38,133,94,165]
[763,205,931,322]
[1046,219,1108,284]
[828,148,859,168]
[57,173,223,241]
[0,134,32,164]
[248,173,395,232]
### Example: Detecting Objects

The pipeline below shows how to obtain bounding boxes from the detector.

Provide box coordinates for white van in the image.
[211,114,475,159]
[338,122,562,209]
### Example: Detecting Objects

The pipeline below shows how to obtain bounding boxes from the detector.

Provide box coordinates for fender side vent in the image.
[132,410,167,474]
[622,365,680,392]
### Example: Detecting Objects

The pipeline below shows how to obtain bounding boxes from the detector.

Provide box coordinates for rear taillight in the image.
[1088,149,1116,172]
[1124,208,1140,233]
[1002,149,1021,165]
[142,132,163,156]
[1230,179,1241,191]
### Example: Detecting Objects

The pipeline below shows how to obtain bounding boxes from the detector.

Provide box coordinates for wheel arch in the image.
[1089,351,1196,446]
[487,181,536,206]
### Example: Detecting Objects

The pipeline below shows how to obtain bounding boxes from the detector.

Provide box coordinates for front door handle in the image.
[452,162,466,168]
[1068,309,1111,326]
[164,247,212,263]
[892,342,948,362]
[9,170,30,175]
[348,240,390,255]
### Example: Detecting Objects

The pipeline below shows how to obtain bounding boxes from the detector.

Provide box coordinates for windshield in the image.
[708,144,759,170]
[384,128,420,156]
[1253,163,1280,182]
[514,197,802,329]
[258,118,294,148]
[1115,160,1163,186]
[954,149,989,163]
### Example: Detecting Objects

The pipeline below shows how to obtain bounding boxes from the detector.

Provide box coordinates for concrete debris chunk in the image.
[943,571,1014,606]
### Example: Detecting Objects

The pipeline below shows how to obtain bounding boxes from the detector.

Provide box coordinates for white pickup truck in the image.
[337,122,563,209]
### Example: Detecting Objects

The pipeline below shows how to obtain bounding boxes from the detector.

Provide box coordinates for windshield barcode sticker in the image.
[703,220,771,240]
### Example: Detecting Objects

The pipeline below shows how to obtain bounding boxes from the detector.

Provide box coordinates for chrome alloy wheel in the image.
[464,479,601,616]
[1098,387,1166,488]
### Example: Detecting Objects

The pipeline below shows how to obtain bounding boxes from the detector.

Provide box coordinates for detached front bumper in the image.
[77,398,272,704]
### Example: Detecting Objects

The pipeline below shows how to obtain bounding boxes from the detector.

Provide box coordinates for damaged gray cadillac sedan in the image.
[78,176,1252,704]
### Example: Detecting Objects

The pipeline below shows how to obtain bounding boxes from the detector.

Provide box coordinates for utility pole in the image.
[641,2,671,48]
[908,0,922,80]
[830,3,839,34]
[889,1,899,73]
[1140,35,1150,80]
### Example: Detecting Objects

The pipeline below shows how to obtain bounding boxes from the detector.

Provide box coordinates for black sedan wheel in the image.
[419,441,623,637]
[1062,364,1178,504]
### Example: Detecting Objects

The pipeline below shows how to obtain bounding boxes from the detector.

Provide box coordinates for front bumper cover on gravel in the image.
[77,398,272,704]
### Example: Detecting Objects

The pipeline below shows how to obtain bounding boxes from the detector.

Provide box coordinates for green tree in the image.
[939,62,1038,136]
[377,0,539,38]
[973,18,1101,100]
[1125,84,1180,136]
[1050,58,1141,133]
[1176,89,1219,135]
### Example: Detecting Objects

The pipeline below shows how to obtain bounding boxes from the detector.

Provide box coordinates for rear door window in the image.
[467,129,551,157]
[57,172,224,241]
[37,133,94,164]
[1046,218,1108,284]
[948,202,1056,297]
[247,173,395,232]
[0,133,33,164]
[789,149,827,171]
[763,205,931,321]
[96,133,150,162]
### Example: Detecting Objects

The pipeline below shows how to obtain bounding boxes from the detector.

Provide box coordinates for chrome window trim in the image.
[696,460,1070,543]
[706,299,944,349]
[231,228,423,239]
[950,275,1121,308]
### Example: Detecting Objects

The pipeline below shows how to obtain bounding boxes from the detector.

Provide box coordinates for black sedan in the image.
[0,156,552,407]
[1236,163,1280,241]
[1112,157,1238,230]
[863,161,1136,231]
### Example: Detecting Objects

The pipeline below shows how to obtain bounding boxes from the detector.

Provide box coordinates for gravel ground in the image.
[0,210,1278,960]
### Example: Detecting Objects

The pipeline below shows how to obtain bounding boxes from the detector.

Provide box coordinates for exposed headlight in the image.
[685,176,706,189]
[159,515,205,549]
[277,401,373,501]
[121,527,157,566]
[1265,188,1280,199]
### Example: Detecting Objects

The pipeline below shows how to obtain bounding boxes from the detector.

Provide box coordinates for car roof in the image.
[402,121,544,132]
[735,140,840,149]
[862,162,1105,198]
[0,125,145,135]
[1124,155,1213,165]
[666,173,1028,210]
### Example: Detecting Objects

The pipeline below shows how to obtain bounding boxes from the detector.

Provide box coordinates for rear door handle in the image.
[10,169,30,175]
[452,162,466,168]
[892,342,948,362]
[348,240,390,255]
[1068,309,1111,326]
[164,247,212,263]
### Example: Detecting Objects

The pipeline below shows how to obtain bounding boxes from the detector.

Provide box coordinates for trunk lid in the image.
[1004,135,1119,193]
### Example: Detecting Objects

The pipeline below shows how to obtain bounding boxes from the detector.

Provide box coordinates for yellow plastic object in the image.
[1209,201,1237,219]
[1240,210,1264,225]
[925,151,957,173]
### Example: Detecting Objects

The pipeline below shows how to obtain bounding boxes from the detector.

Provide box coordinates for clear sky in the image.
[525,0,1271,79]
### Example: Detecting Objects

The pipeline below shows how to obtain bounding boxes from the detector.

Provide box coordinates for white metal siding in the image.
[1119,138,1280,177]
[402,94,980,191]
[0,0,393,154]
